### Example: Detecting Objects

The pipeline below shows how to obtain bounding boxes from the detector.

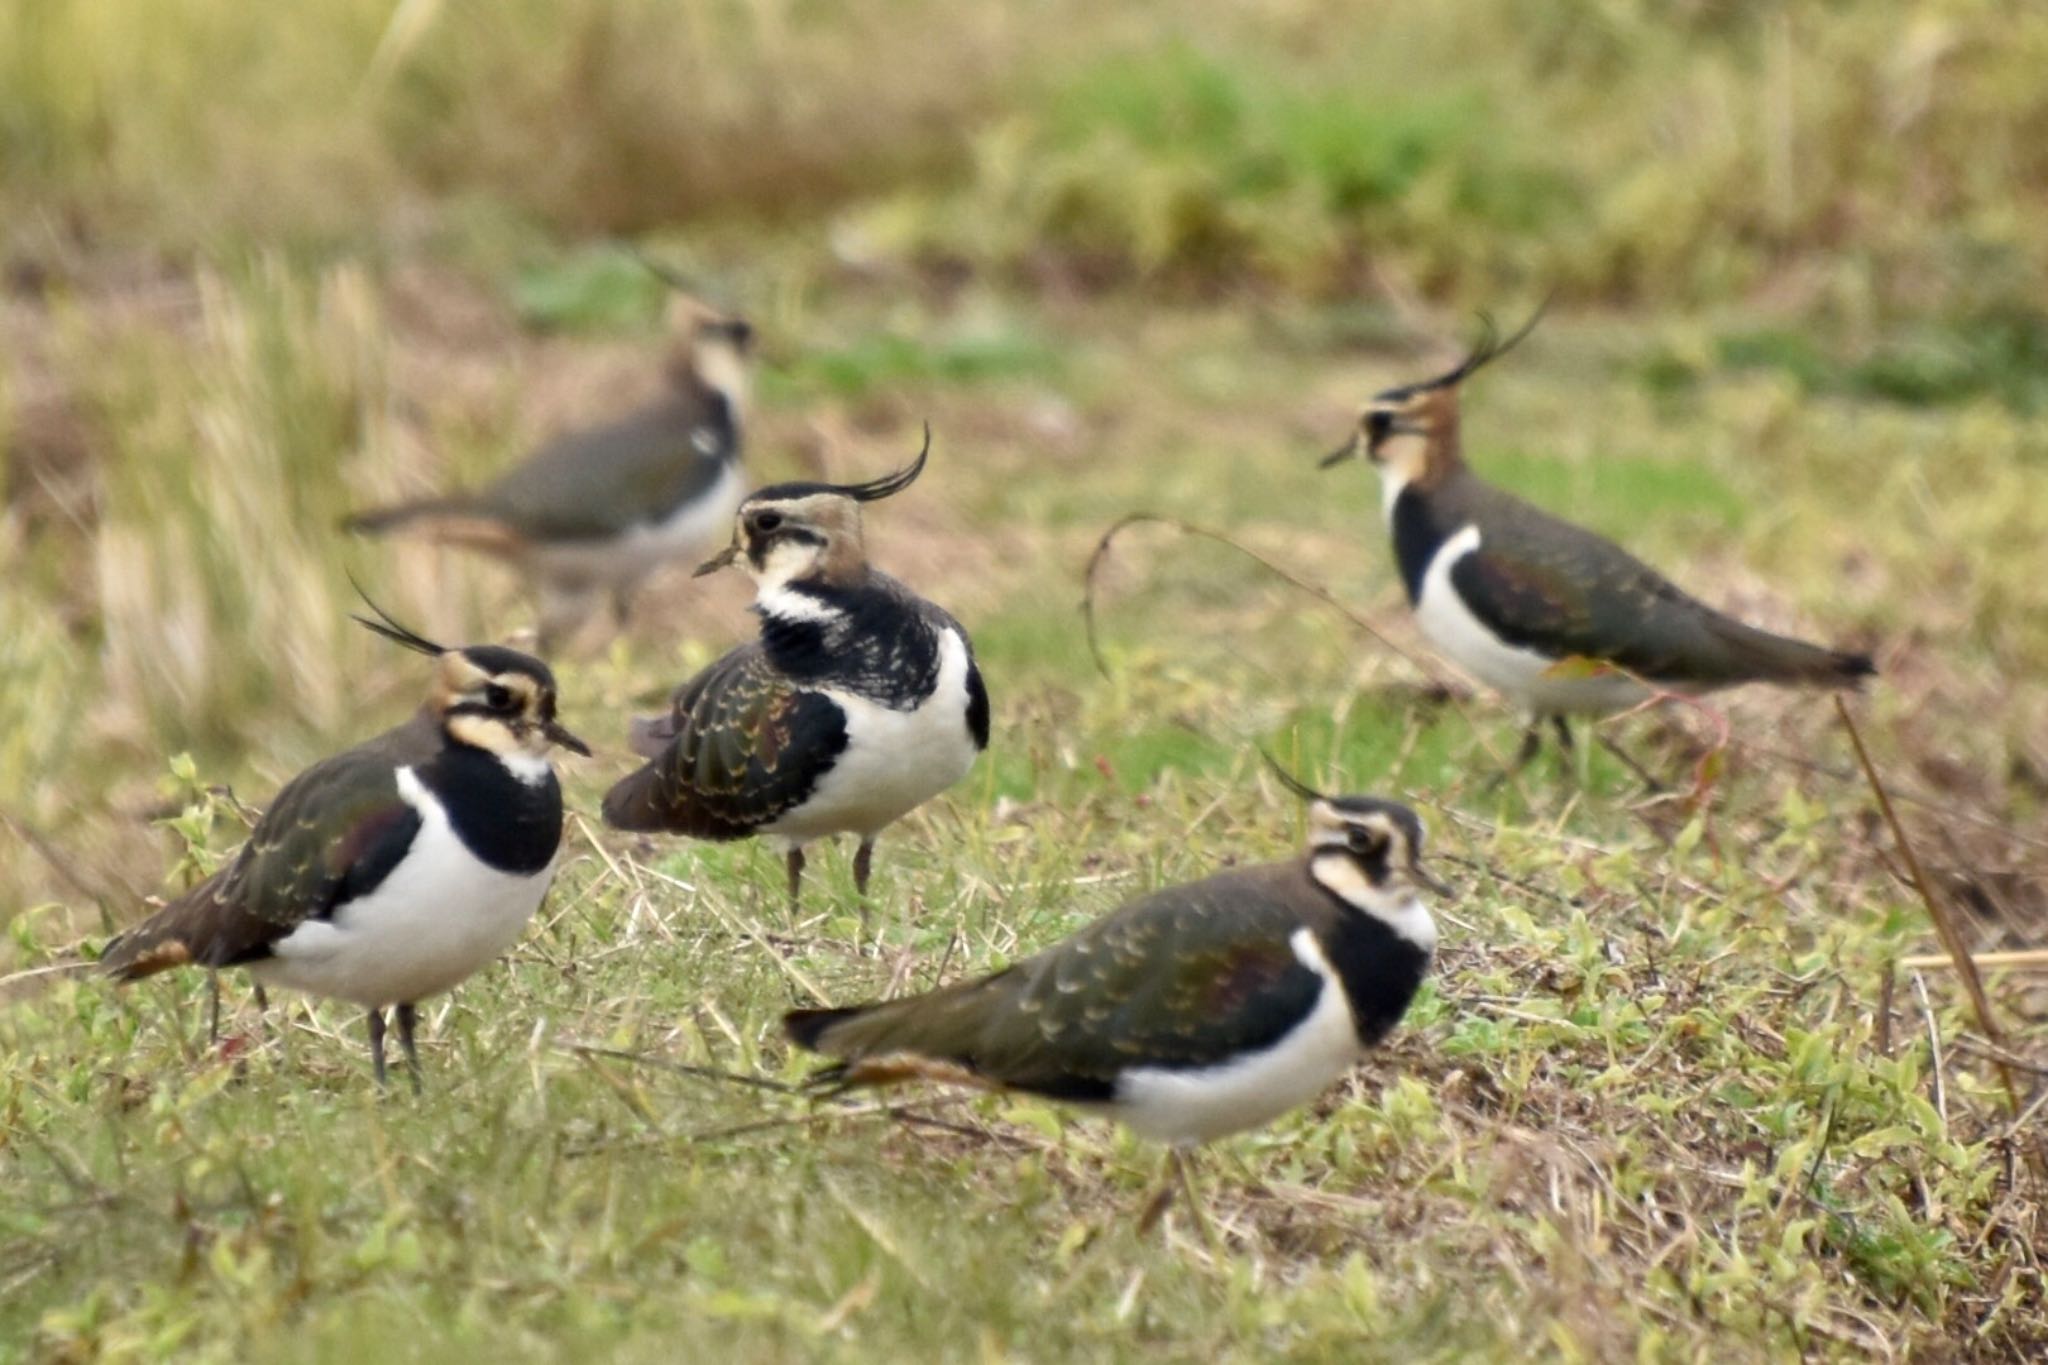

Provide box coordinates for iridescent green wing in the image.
[602,644,848,837]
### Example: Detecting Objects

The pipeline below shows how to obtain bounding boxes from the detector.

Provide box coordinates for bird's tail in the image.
[598,762,671,832]
[1706,616,1876,688]
[783,980,1002,1093]
[99,905,200,982]
[342,497,519,554]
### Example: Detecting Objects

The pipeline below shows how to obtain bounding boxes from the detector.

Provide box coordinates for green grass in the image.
[5,0,2048,1358]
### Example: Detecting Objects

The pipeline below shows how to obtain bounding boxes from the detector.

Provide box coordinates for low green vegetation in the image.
[3,0,2045,1359]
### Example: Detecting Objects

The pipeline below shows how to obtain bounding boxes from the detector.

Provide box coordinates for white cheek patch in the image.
[751,537,826,597]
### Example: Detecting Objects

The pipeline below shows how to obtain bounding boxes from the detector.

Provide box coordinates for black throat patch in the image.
[756,579,950,711]
[417,744,564,876]
[1388,484,1464,606]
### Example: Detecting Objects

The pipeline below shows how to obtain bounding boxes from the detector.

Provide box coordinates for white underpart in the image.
[253,766,554,1007]
[1401,510,1651,718]
[1113,929,1366,1145]
[762,626,980,844]
[530,459,745,593]
[496,749,554,786]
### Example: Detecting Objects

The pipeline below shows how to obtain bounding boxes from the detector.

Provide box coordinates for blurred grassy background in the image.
[4,1,2048,1357]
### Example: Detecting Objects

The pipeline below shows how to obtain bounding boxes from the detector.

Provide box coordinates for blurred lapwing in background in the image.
[101,602,588,1090]
[346,289,754,652]
[1323,307,1875,782]
[601,429,988,921]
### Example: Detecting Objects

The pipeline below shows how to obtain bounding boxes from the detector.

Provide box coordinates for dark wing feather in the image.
[1451,488,1871,687]
[601,643,847,837]
[480,389,736,543]
[787,863,1327,1095]
[102,720,432,980]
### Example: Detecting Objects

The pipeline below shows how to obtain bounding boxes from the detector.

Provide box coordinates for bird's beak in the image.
[542,719,592,757]
[694,543,740,578]
[1411,863,1453,899]
[1320,433,1361,469]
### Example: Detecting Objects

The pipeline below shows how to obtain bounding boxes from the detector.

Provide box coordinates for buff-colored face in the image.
[695,491,867,590]
[1305,797,1449,901]
[1326,386,1455,487]
[434,650,589,759]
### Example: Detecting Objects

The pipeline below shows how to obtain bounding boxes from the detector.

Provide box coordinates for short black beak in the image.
[1320,435,1360,469]
[1412,863,1453,899]
[543,719,592,757]
[694,543,740,578]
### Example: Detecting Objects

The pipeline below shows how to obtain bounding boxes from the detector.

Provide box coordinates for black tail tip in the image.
[784,1005,862,1052]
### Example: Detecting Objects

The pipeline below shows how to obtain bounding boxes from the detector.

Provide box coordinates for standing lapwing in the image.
[345,295,754,651]
[783,754,1444,1236]
[601,428,988,920]
[1322,308,1874,781]
[100,602,589,1090]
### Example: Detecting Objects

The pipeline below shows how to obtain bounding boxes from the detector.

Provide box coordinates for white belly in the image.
[1111,930,1364,1145]
[1415,525,1650,717]
[253,768,554,1007]
[529,460,745,591]
[763,627,980,843]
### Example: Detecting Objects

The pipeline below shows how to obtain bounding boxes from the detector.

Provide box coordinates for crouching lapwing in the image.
[345,295,754,651]
[1322,307,1874,782]
[601,428,989,922]
[100,602,588,1090]
[783,754,1444,1241]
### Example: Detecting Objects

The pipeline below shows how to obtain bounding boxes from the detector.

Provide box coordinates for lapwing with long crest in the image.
[783,753,1444,1234]
[345,278,754,651]
[100,600,589,1090]
[601,428,988,919]
[1322,306,1875,780]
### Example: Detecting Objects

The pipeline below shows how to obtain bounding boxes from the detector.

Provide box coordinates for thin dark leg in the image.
[367,1007,389,1089]
[395,1002,423,1095]
[1172,1148,1224,1258]
[785,846,805,916]
[1552,716,1575,753]
[207,969,222,1044]
[1598,731,1666,793]
[1486,722,1546,792]
[1136,1152,1177,1235]
[853,838,875,935]
[853,838,875,898]
[252,982,270,1013]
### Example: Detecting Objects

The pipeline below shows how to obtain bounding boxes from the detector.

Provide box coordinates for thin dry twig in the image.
[1834,697,2021,1117]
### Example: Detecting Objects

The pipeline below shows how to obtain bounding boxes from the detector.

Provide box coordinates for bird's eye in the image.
[752,511,784,534]
[1347,826,1389,859]
[1365,410,1394,442]
[484,683,515,711]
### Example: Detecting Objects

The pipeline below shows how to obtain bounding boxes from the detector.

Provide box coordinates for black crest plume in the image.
[348,577,447,658]
[836,423,931,503]
[1259,747,1333,805]
[1418,295,1552,392]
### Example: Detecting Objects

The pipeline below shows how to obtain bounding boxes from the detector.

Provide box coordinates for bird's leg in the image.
[853,838,875,937]
[1136,1151,1178,1235]
[1486,722,1546,793]
[367,1007,390,1089]
[786,846,806,918]
[1171,1147,1225,1260]
[395,1002,423,1095]
[1597,731,1665,793]
[207,968,222,1045]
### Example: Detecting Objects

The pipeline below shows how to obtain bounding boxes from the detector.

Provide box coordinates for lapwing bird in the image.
[1322,308,1875,779]
[100,604,589,1090]
[601,429,989,919]
[344,296,754,650]
[783,756,1445,1234]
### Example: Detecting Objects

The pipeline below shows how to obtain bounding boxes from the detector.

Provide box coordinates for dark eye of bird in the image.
[1347,826,1388,859]
[752,511,784,534]
[485,683,515,711]
[1366,410,1393,442]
